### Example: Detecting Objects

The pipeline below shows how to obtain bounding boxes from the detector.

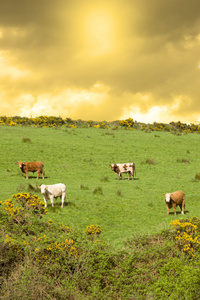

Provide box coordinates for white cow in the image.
[38,183,66,208]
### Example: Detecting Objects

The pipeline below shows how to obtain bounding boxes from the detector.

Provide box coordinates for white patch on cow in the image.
[165,193,171,203]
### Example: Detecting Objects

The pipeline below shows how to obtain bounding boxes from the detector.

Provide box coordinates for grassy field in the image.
[1,125,200,248]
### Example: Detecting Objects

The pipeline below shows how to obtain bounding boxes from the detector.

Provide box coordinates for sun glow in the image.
[84,10,115,56]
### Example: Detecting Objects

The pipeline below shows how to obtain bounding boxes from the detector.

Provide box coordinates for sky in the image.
[1,0,200,123]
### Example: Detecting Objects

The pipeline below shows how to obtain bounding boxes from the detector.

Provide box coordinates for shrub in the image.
[170,218,200,257]
[3,193,47,225]
[85,225,102,237]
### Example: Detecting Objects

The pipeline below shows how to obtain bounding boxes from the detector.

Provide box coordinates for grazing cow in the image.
[38,183,66,208]
[163,190,185,216]
[110,163,136,180]
[17,161,45,179]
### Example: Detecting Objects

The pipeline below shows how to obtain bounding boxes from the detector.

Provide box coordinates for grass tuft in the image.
[93,187,103,195]
[142,158,156,165]
[195,173,200,181]
[22,138,31,143]
[177,158,190,163]
[101,176,109,182]
[117,190,122,197]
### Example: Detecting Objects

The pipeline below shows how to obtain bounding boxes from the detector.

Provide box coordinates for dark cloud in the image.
[0,0,200,122]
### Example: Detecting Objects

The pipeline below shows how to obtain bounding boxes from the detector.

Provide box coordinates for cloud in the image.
[0,0,200,123]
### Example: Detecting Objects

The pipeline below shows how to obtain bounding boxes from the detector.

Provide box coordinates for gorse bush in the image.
[3,193,46,225]
[1,193,200,299]
[85,225,102,237]
[170,217,200,257]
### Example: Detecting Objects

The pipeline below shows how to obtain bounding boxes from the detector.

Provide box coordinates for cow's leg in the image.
[50,196,54,207]
[180,199,185,215]
[25,171,29,179]
[43,197,47,208]
[61,193,65,208]
[166,204,169,215]
[120,173,124,180]
[173,203,177,216]
[36,170,40,179]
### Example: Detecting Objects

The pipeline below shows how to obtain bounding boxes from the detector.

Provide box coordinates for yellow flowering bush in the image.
[12,193,47,216]
[4,234,25,257]
[85,225,102,237]
[33,235,78,264]
[3,193,47,224]
[170,218,200,257]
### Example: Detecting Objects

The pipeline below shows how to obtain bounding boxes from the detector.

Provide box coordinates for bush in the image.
[2,192,200,299]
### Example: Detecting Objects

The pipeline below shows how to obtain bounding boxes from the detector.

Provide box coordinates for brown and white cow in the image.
[110,163,136,180]
[163,190,185,216]
[17,161,45,179]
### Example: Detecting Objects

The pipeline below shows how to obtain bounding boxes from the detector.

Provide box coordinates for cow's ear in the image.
[163,194,165,197]
[38,186,41,189]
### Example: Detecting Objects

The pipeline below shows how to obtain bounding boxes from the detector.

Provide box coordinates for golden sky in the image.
[1,0,200,123]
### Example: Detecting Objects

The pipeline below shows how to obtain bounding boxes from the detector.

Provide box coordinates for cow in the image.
[38,183,66,208]
[17,161,45,179]
[163,190,185,216]
[110,163,136,180]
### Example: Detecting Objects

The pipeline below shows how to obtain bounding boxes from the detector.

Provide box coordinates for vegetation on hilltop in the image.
[1,115,200,134]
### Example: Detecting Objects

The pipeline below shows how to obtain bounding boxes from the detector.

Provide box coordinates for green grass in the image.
[1,125,200,248]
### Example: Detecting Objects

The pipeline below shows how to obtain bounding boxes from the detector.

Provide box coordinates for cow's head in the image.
[163,193,171,203]
[38,184,47,194]
[110,164,117,171]
[17,161,24,169]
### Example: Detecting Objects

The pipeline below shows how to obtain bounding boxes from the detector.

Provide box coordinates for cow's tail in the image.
[133,163,136,176]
